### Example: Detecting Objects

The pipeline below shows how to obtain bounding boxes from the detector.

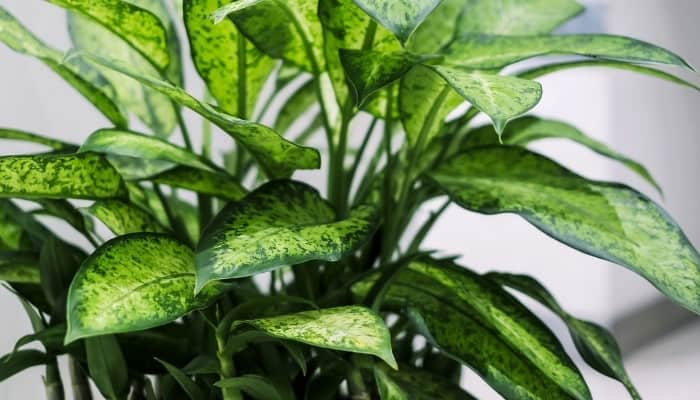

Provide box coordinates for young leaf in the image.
[0,252,40,284]
[183,0,275,118]
[442,34,694,70]
[0,349,51,382]
[0,152,127,200]
[145,167,247,202]
[487,272,641,399]
[65,233,224,343]
[47,0,170,70]
[429,146,700,314]
[86,199,166,235]
[340,50,419,105]
[351,0,443,44]
[195,180,377,292]
[0,128,77,152]
[0,6,126,127]
[376,365,477,400]
[215,375,282,400]
[237,306,397,369]
[157,358,207,400]
[85,335,129,400]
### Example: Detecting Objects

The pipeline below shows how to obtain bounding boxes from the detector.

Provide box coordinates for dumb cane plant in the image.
[1,0,699,399]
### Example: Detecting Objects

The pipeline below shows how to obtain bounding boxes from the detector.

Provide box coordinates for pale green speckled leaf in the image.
[65,233,224,343]
[86,199,166,235]
[351,0,442,44]
[442,34,693,70]
[430,66,542,134]
[340,50,418,105]
[487,272,641,400]
[0,152,126,200]
[0,252,40,284]
[239,306,397,368]
[0,6,126,127]
[48,0,170,70]
[376,364,477,400]
[80,54,320,177]
[195,180,377,291]
[430,146,700,314]
[146,166,247,202]
[184,0,275,118]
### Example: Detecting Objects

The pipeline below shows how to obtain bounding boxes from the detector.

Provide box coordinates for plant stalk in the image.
[69,356,93,400]
[44,360,65,400]
[216,332,242,400]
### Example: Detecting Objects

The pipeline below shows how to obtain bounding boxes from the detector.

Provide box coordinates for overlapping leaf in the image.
[340,50,419,105]
[86,199,166,235]
[351,0,442,44]
[0,252,40,283]
[374,365,476,400]
[146,167,247,201]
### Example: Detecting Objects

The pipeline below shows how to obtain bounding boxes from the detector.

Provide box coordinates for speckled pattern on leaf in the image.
[86,199,166,235]
[147,166,247,202]
[430,146,700,314]
[65,234,223,343]
[0,152,126,200]
[340,49,417,105]
[195,180,377,291]
[0,252,40,283]
[351,0,442,44]
[241,305,397,368]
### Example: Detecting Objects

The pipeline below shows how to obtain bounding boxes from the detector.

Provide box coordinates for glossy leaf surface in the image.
[147,167,247,201]
[340,50,418,105]
[86,199,166,235]
[430,146,700,314]
[351,0,442,43]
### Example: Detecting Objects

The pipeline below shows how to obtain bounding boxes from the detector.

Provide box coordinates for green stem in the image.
[216,334,242,400]
[44,360,65,400]
[69,356,93,400]
[406,199,450,254]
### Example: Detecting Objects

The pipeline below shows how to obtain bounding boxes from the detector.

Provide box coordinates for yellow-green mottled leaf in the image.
[146,166,247,201]
[0,6,127,127]
[442,34,693,70]
[340,49,418,106]
[351,0,442,44]
[80,54,321,178]
[86,199,166,235]
[184,0,275,118]
[238,306,397,369]
[65,234,224,343]
[0,201,26,251]
[375,365,476,400]
[48,0,170,70]
[0,152,126,200]
[430,66,542,134]
[0,252,40,284]
[488,272,641,399]
[0,128,76,152]
[430,146,700,314]
[195,180,377,292]
[353,259,590,399]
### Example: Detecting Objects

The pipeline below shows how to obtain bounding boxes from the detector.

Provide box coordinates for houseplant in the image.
[0,0,699,398]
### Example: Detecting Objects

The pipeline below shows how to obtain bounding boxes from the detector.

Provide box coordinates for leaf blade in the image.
[351,0,443,44]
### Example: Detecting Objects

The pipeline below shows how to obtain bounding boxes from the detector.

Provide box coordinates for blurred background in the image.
[1,0,699,398]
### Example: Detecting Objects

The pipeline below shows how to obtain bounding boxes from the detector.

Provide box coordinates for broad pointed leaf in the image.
[429,146,700,314]
[184,0,275,118]
[0,6,126,127]
[0,152,126,200]
[0,128,77,152]
[65,233,224,342]
[195,180,377,292]
[442,34,693,70]
[86,199,166,235]
[376,365,477,400]
[157,358,207,400]
[237,306,397,368]
[146,167,247,201]
[488,272,641,399]
[85,335,129,399]
[0,252,39,284]
[273,79,316,135]
[351,0,443,44]
[39,236,85,317]
[340,50,419,105]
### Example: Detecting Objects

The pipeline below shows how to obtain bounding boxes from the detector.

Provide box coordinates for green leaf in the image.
[48,0,170,70]
[351,0,442,44]
[184,0,275,118]
[273,79,316,135]
[33,199,95,239]
[237,306,397,369]
[214,0,325,73]
[216,375,283,400]
[0,128,77,152]
[86,199,166,235]
[85,335,129,400]
[353,259,588,399]
[374,368,408,400]
[487,272,641,400]
[195,180,377,292]
[0,252,39,283]
[146,166,247,201]
[79,54,321,177]
[157,358,207,400]
[430,66,542,134]
[376,365,477,400]
[80,129,214,173]
[429,146,700,314]
[0,152,127,200]
[0,6,127,127]
[340,50,419,106]
[0,349,51,382]
[442,34,694,70]
[65,233,224,343]
[39,237,85,317]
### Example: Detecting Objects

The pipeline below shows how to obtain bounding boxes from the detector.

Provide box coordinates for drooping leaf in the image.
[0,128,77,152]
[273,79,316,135]
[48,0,170,70]
[237,306,397,368]
[86,199,166,235]
[487,272,641,399]
[79,54,321,177]
[65,233,224,343]
[195,180,377,292]
[430,66,542,134]
[340,49,419,105]
[216,375,283,400]
[0,349,51,382]
[442,34,693,70]
[0,152,126,200]
[184,0,275,118]
[353,259,588,399]
[351,0,443,44]
[429,146,700,314]
[405,0,468,54]
[32,199,95,239]
[0,6,126,127]
[157,358,207,400]
[146,166,247,201]
[0,252,39,283]
[376,365,477,400]
[85,335,130,400]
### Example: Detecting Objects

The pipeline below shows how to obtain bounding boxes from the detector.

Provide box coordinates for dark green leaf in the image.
[340,50,418,105]
[181,355,219,375]
[157,358,207,400]
[351,0,442,44]
[273,79,316,135]
[237,306,397,369]
[377,365,477,400]
[0,252,39,283]
[86,199,166,235]
[146,166,247,201]
[215,375,282,400]
[65,233,224,343]
[0,349,51,382]
[195,180,377,292]
[85,335,129,400]
[0,128,77,152]
[0,201,28,250]
[33,199,95,239]
[0,152,127,200]
[429,146,700,314]
[374,367,408,400]
[39,237,85,317]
